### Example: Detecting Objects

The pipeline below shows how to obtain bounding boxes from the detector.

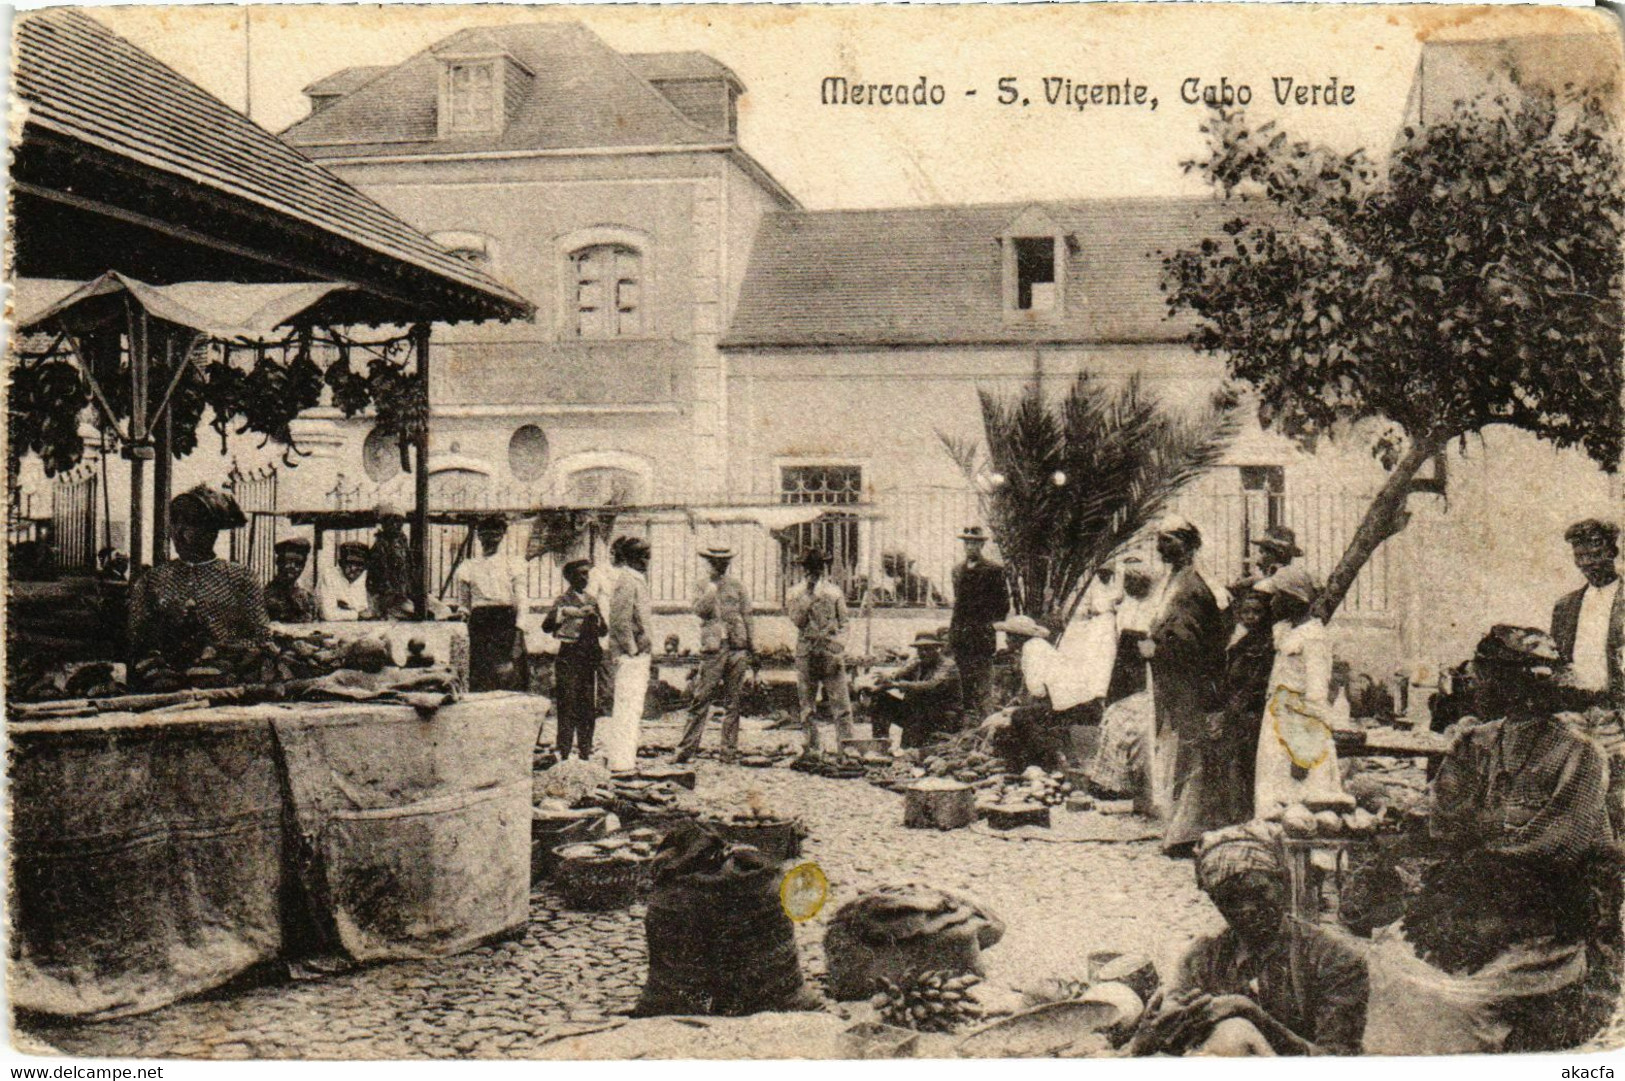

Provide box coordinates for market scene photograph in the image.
[5,2,1624,1063]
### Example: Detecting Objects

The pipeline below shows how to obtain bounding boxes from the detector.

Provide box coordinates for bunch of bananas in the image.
[870,971,983,1033]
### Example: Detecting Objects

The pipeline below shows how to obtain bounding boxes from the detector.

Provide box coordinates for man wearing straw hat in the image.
[950,524,1010,724]
[1250,525,1305,580]
[675,543,755,763]
[787,547,856,760]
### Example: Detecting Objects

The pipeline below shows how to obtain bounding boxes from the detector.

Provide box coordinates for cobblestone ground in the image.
[22,715,1222,1060]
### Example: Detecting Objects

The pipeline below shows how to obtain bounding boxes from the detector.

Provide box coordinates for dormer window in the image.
[1013,237,1057,311]
[433,38,533,139]
[446,61,498,134]
[1000,209,1070,320]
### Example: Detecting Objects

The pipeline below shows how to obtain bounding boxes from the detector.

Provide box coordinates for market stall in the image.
[9,690,544,1020]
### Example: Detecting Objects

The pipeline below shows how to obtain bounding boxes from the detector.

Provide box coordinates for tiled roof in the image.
[14,10,532,320]
[283,22,725,158]
[721,198,1250,348]
[303,66,390,98]
[626,51,742,89]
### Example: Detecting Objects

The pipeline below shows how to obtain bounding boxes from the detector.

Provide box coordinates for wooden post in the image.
[410,322,431,619]
[151,335,174,562]
[126,301,150,570]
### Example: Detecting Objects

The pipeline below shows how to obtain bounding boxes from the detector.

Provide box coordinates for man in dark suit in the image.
[950,525,1010,724]
[1551,518,1624,708]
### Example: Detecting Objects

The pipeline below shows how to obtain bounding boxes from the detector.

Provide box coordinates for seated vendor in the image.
[320,542,374,621]
[1129,822,1368,1057]
[128,484,270,674]
[263,537,318,623]
[868,632,961,749]
[1404,624,1621,1051]
[986,615,1090,772]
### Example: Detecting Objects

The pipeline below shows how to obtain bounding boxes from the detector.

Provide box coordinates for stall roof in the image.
[11,10,534,325]
[15,274,357,342]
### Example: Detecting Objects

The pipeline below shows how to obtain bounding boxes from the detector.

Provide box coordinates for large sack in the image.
[634,823,808,1017]
[1363,922,1587,1055]
[823,884,1004,1001]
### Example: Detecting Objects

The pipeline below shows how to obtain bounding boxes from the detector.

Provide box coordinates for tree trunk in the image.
[1313,434,1445,623]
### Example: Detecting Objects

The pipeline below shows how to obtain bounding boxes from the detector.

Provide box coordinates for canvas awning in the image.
[15,273,353,343]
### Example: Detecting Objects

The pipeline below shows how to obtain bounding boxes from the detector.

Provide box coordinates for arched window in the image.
[565,466,646,507]
[430,231,495,269]
[569,244,642,339]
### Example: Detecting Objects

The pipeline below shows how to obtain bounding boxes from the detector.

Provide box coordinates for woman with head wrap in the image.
[1128,822,1368,1057]
[1393,625,1621,1051]
[1141,518,1230,854]
[127,484,269,677]
[1252,562,1346,814]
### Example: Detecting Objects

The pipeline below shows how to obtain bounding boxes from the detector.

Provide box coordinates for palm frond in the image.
[948,372,1240,626]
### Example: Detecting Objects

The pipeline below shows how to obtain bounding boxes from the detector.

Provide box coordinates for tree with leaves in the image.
[942,372,1239,627]
[1164,83,1622,621]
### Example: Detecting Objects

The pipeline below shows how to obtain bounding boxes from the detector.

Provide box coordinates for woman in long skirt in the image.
[1252,565,1345,813]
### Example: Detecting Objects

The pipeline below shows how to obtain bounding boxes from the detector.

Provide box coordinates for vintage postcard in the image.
[5,1,1624,1064]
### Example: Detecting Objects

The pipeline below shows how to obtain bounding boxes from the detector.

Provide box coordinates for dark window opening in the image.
[1014,237,1057,311]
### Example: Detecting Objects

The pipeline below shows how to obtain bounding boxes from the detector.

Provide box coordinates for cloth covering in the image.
[1364,923,1587,1055]
[1430,713,1613,866]
[8,694,541,1019]
[9,713,286,1020]
[271,694,539,961]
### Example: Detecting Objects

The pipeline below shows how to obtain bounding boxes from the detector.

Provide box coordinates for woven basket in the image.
[554,851,649,910]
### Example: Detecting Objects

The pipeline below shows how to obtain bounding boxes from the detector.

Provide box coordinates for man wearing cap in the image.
[871,632,962,749]
[264,537,318,623]
[1250,525,1304,580]
[543,559,605,759]
[675,545,755,763]
[786,548,856,759]
[950,525,1010,724]
[1552,518,1624,707]
[320,541,374,621]
[367,499,414,620]
[454,516,528,692]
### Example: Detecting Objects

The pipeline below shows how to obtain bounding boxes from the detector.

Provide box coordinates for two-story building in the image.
[280,22,798,512]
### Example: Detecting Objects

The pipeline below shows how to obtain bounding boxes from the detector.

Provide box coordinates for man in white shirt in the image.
[1551,518,1624,706]
[602,536,653,772]
[454,516,527,692]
